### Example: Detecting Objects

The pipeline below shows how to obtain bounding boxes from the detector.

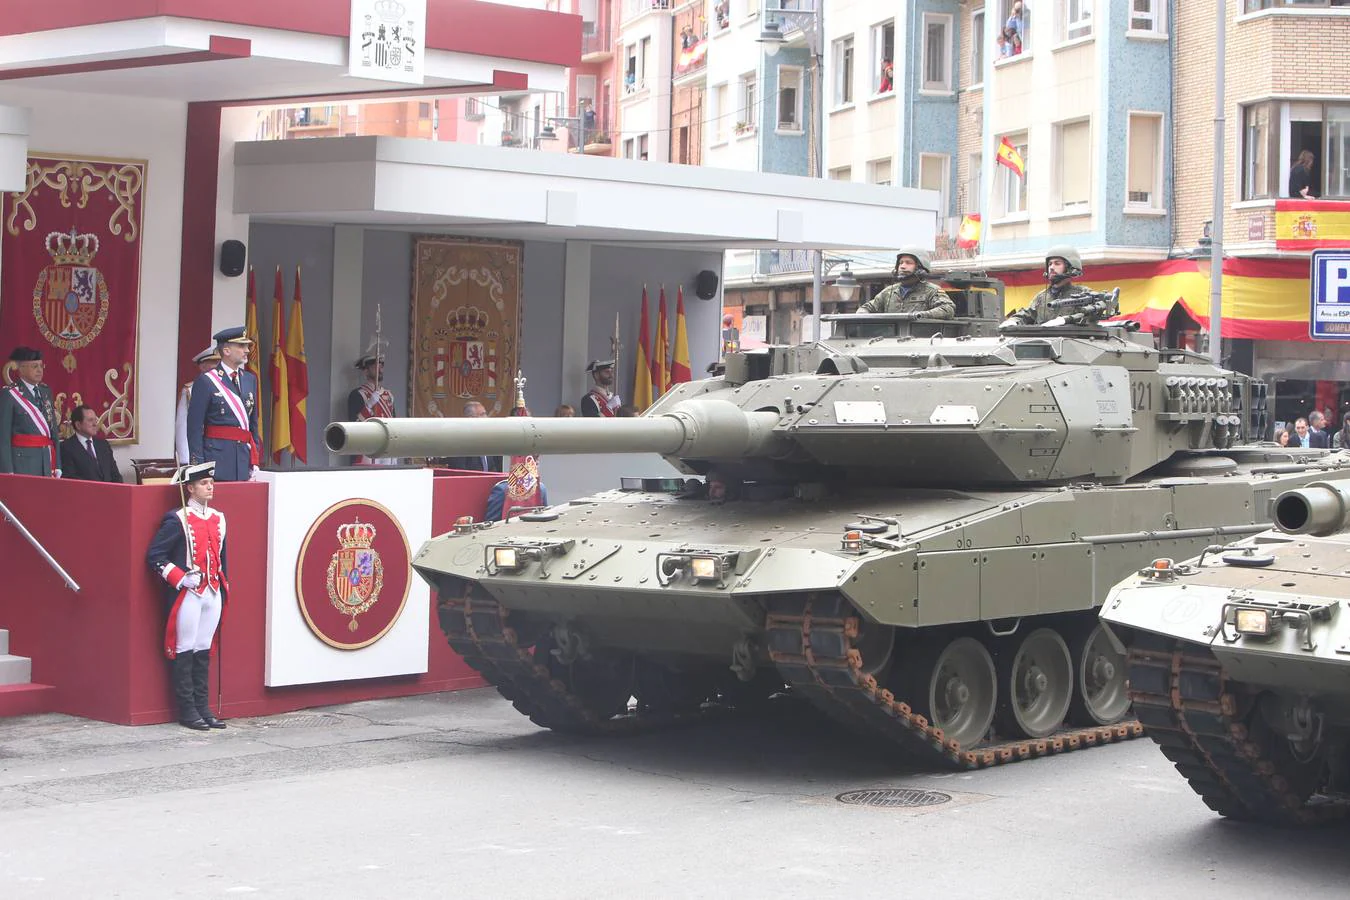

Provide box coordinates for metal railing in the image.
[1,499,79,592]
[581,10,612,56]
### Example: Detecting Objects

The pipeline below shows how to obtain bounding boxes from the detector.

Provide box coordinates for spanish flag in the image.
[670,286,692,385]
[633,287,654,411]
[285,265,309,463]
[653,286,671,396]
[243,267,265,452]
[269,266,291,463]
[956,214,982,249]
[996,137,1025,178]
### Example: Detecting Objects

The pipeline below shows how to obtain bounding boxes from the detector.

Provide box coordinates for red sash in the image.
[356,383,396,419]
[588,389,617,417]
[7,388,57,473]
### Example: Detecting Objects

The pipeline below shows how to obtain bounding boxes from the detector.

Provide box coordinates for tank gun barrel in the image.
[1272,479,1350,536]
[325,399,781,460]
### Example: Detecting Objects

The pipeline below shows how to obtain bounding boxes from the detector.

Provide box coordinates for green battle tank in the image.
[326,296,1350,770]
[1101,478,1350,823]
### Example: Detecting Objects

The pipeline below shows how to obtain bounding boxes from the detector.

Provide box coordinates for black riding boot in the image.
[193,650,226,729]
[174,653,209,731]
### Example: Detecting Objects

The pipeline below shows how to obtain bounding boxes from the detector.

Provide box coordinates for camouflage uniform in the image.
[860,281,956,318]
[1008,283,1100,326]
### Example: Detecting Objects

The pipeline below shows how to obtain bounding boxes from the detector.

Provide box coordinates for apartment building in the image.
[616,0,675,161]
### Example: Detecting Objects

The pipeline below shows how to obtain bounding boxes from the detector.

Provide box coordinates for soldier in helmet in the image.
[859,247,955,318]
[1006,246,1115,326]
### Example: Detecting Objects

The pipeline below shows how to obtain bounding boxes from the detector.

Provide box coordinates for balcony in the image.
[581,12,612,62]
[623,0,674,21]
[563,112,613,155]
[674,34,708,79]
[933,216,979,263]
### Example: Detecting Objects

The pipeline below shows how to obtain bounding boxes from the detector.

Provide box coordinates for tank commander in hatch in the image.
[858,248,954,319]
[1004,246,1117,327]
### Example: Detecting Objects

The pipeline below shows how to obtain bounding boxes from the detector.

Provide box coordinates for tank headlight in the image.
[690,556,721,580]
[841,530,864,553]
[1235,608,1272,637]
[657,551,737,585]
[493,547,520,571]
[484,540,573,576]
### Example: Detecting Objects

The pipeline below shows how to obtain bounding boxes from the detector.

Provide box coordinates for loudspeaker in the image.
[694,269,719,300]
[219,240,247,278]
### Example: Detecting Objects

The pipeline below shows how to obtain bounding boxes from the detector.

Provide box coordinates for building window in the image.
[1328,105,1350,199]
[829,166,852,181]
[1055,119,1091,211]
[1062,0,1093,42]
[640,37,652,85]
[418,102,432,119]
[970,10,986,87]
[1242,102,1275,200]
[625,44,640,92]
[711,82,729,143]
[967,152,983,212]
[638,134,649,160]
[922,14,952,92]
[997,133,1028,216]
[920,153,951,216]
[623,137,635,158]
[1128,0,1165,33]
[999,0,1031,55]
[1126,113,1163,209]
[868,158,893,186]
[1244,1,1350,10]
[777,66,803,131]
[832,36,855,106]
[738,72,758,133]
[870,21,895,95]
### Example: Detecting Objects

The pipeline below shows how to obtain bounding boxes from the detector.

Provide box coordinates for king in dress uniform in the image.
[174,346,222,466]
[0,346,61,477]
[146,462,229,731]
[579,359,622,418]
[186,327,261,482]
[346,353,399,466]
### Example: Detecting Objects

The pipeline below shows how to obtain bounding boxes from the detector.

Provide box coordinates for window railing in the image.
[581,9,612,56]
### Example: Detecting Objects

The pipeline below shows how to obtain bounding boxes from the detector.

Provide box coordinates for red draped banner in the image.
[1,155,146,442]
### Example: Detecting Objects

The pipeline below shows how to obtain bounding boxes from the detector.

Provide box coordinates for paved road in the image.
[2,689,1347,899]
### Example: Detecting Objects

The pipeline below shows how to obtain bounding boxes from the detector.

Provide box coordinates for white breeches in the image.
[175,587,222,653]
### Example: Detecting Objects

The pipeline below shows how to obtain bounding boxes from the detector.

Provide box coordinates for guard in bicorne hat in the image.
[175,346,222,466]
[186,327,261,482]
[346,352,400,466]
[146,461,229,731]
[0,346,61,477]
[579,358,622,418]
[486,372,549,521]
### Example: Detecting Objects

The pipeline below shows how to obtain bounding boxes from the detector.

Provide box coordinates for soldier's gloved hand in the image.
[250,466,259,481]
[998,318,1020,331]
[182,571,204,591]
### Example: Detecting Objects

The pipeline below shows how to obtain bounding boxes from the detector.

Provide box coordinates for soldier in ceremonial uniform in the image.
[0,346,61,477]
[487,374,549,520]
[346,353,399,466]
[859,248,955,319]
[186,327,261,482]
[580,359,622,417]
[1005,246,1116,327]
[174,346,221,466]
[146,461,229,731]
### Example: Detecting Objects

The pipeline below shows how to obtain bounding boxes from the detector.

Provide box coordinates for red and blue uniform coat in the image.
[146,506,229,659]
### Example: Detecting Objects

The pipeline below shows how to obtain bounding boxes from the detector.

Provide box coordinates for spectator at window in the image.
[1289,150,1317,199]
[715,0,729,29]
[1006,1,1026,51]
[878,59,894,93]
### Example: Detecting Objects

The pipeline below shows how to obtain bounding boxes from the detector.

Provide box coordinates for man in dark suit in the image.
[438,399,502,472]
[186,327,261,482]
[60,404,123,483]
[1309,410,1331,449]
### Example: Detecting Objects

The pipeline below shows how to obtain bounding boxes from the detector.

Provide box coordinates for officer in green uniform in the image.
[858,247,955,318]
[0,346,61,477]
[1005,246,1116,326]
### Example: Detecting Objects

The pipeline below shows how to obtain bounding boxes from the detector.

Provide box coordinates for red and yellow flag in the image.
[269,266,291,463]
[243,267,265,452]
[996,137,1025,178]
[285,265,309,463]
[653,286,670,396]
[956,214,982,249]
[633,287,653,410]
[670,286,692,385]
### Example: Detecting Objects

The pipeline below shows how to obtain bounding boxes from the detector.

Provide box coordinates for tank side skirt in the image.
[764,593,1143,768]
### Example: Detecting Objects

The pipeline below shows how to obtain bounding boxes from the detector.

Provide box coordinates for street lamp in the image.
[832,264,858,305]
[755,2,826,340]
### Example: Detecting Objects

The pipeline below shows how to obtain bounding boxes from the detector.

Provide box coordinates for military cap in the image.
[586,359,615,373]
[192,346,221,365]
[355,354,385,369]
[171,461,216,485]
[212,326,252,346]
[8,346,42,363]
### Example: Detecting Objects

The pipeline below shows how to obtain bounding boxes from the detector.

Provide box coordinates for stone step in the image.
[0,683,56,718]
[0,628,7,655]
[0,653,33,686]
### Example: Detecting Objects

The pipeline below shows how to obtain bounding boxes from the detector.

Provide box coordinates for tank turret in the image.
[1270,478,1350,536]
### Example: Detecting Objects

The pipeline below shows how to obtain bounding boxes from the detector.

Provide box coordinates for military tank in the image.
[1101,478,1350,823]
[327,308,1350,770]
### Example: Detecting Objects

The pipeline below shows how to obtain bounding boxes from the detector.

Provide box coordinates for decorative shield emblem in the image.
[326,519,384,632]
[31,229,110,371]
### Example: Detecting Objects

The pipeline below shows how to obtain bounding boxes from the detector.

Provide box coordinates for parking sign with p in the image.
[1311,250,1350,340]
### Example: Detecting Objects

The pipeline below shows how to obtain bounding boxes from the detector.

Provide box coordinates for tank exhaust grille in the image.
[835,788,951,808]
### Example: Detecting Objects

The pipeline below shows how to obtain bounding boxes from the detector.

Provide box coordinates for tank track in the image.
[764,593,1143,769]
[1126,635,1350,824]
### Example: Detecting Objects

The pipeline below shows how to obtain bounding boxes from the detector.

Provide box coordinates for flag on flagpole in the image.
[653,286,670,396]
[633,286,653,410]
[670,286,692,385]
[285,265,309,463]
[996,137,1025,178]
[243,267,265,453]
[956,214,983,249]
[269,266,291,464]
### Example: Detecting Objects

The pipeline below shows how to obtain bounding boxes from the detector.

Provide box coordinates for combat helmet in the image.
[1044,245,1083,283]
[893,246,933,280]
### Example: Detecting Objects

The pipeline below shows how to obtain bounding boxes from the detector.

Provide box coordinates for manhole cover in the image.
[253,713,351,729]
[836,788,952,808]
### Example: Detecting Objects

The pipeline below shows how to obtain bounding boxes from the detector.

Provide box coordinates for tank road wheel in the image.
[633,658,718,715]
[995,628,1073,740]
[1067,623,1130,726]
[902,636,998,750]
